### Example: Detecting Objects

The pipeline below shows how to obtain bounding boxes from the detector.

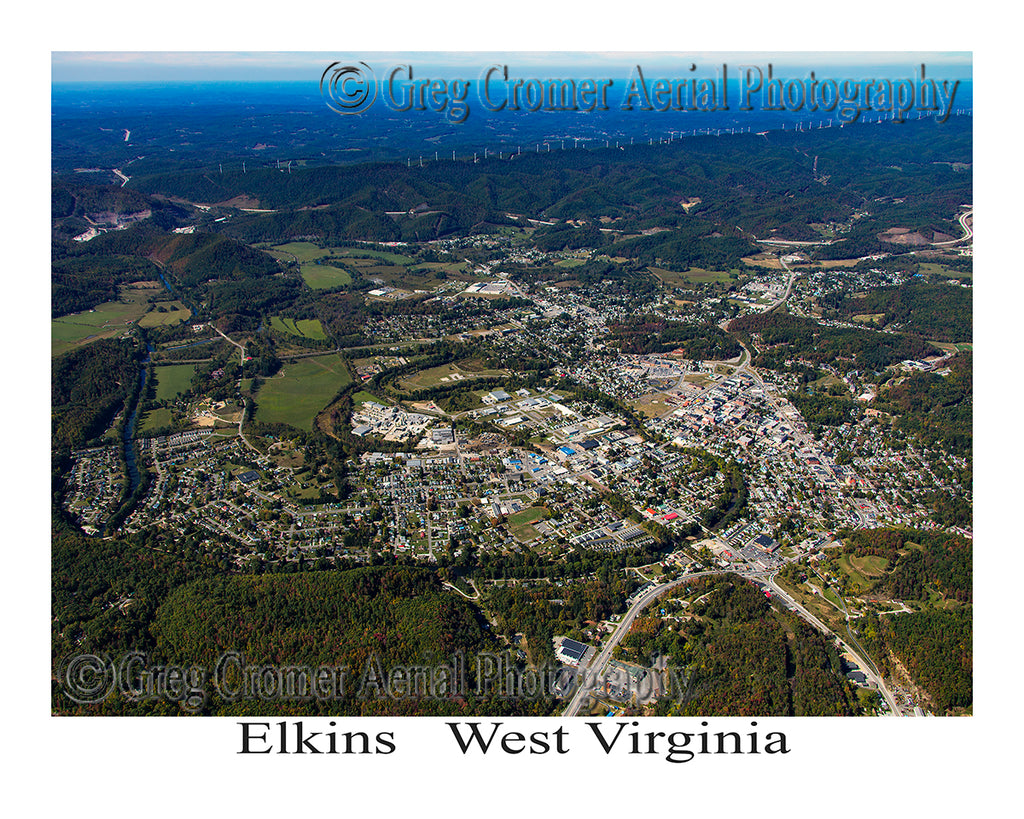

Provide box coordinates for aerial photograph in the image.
[50,50,973,726]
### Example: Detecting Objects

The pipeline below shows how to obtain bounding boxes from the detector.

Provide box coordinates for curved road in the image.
[211,327,262,456]
[563,566,903,717]
[562,571,718,716]
[764,575,902,714]
[931,207,973,247]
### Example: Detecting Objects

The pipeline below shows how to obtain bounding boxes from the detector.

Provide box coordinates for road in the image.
[769,253,797,310]
[763,575,903,714]
[562,571,720,716]
[931,207,973,246]
[210,327,262,456]
[561,563,904,717]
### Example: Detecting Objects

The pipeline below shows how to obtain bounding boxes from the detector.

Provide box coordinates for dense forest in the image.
[51,253,163,317]
[838,527,972,603]
[54,555,551,716]
[730,310,934,373]
[880,352,972,458]
[829,281,972,342]
[49,117,967,265]
[51,338,142,450]
[487,576,633,666]
[859,607,972,713]
[620,576,858,716]
[608,316,742,358]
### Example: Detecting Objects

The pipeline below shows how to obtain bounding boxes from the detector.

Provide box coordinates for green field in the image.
[300,262,352,290]
[153,364,196,402]
[140,407,173,433]
[51,286,158,356]
[649,266,736,286]
[353,390,389,407]
[139,303,191,327]
[398,359,507,391]
[409,261,468,275]
[332,247,415,265]
[919,261,972,279]
[508,506,548,541]
[270,316,328,340]
[270,241,328,263]
[837,553,890,593]
[255,355,353,430]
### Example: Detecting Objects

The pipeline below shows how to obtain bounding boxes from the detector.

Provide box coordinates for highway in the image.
[562,571,719,716]
[561,562,905,717]
[931,207,973,246]
[763,575,903,715]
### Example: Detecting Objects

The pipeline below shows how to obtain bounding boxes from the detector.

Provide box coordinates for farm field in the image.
[51,285,158,356]
[330,247,415,265]
[139,302,191,327]
[270,316,328,340]
[300,262,352,290]
[267,241,328,263]
[255,355,353,430]
[409,261,468,275]
[648,266,736,285]
[741,255,785,270]
[815,258,862,268]
[153,364,196,402]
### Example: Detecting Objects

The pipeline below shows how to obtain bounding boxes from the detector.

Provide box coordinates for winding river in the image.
[122,343,153,497]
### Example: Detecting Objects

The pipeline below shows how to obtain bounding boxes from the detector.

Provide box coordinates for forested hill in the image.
[111,117,971,248]
[54,556,517,716]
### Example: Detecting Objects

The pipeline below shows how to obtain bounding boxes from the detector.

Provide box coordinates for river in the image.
[122,343,153,497]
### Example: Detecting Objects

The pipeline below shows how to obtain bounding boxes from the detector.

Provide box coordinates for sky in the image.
[51,50,973,84]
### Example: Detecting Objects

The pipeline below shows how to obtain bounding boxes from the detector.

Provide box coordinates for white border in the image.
[16,3,1018,814]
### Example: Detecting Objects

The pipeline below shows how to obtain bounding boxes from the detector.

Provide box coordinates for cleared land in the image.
[836,553,890,594]
[331,247,415,265]
[52,286,159,356]
[353,390,389,407]
[649,266,735,285]
[139,303,191,327]
[741,255,785,270]
[270,316,328,340]
[630,393,675,418]
[153,364,196,402]
[398,359,507,391]
[255,355,353,430]
[919,261,971,279]
[269,241,327,263]
[300,262,352,290]
[851,313,885,325]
